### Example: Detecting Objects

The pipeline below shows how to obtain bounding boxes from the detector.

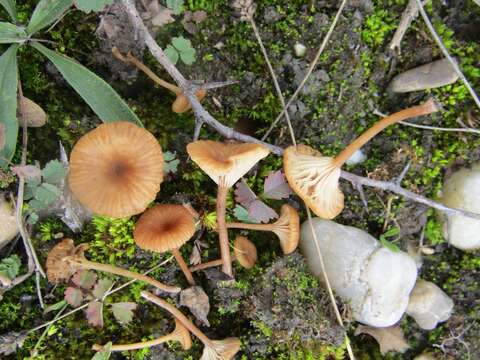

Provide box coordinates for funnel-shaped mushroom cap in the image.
[134,204,196,253]
[172,89,207,113]
[272,204,300,254]
[187,140,270,188]
[69,122,164,218]
[46,238,87,284]
[173,318,192,350]
[234,236,257,269]
[200,337,241,360]
[283,144,343,219]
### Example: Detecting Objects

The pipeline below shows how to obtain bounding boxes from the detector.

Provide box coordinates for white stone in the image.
[301,218,417,327]
[407,279,454,330]
[439,162,480,250]
[0,194,19,249]
[346,149,366,166]
[294,43,307,57]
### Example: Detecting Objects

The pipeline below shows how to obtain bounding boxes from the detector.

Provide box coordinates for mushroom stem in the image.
[189,259,224,272]
[333,98,439,167]
[92,332,178,352]
[217,181,233,278]
[226,222,274,231]
[172,248,196,286]
[141,290,215,348]
[68,258,180,294]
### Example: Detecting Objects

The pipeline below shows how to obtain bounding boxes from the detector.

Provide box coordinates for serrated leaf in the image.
[74,0,113,13]
[42,159,67,184]
[234,180,257,208]
[91,341,112,360]
[31,42,142,126]
[263,170,292,200]
[0,255,21,279]
[379,236,400,253]
[0,22,27,44]
[355,325,409,355]
[248,199,278,223]
[85,301,103,327]
[72,270,97,289]
[164,159,179,174]
[34,183,61,205]
[166,0,184,15]
[92,278,113,300]
[11,165,41,181]
[164,44,179,64]
[172,36,191,52]
[163,151,175,161]
[43,299,67,314]
[28,199,45,211]
[179,47,196,65]
[64,287,83,307]
[233,204,258,224]
[111,302,137,325]
[0,0,17,21]
[0,44,19,168]
[26,0,72,35]
[151,6,174,27]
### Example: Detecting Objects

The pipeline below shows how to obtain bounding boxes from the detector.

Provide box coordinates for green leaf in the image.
[166,0,184,15]
[0,44,19,168]
[26,0,72,35]
[163,151,179,174]
[233,204,257,224]
[34,183,61,204]
[91,341,112,360]
[92,278,113,300]
[29,199,46,211]
[164,44,179,65]
[31,42,142,126]
[180,47,196,65]
[27,212,39,224]
[110,302,137,325]
[43,299,67,314]
[0,254,21,279]
[0,0,17,21]
[172,36,191,52]
[75,0,113,13]
[0,22,27,44]
[163,150,175,161]
[383,227,400,238]
[42,159,67,184]
[379,236,400,253]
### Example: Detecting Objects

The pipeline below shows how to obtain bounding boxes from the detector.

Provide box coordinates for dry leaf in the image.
[19,97,47,127]
[180,286,210,326]
[72,270,97,290]
[64,287,83,307]
[92,278,114,299]
[86,301,104,328]
[234,180,256,208]
[189,244,202,265]
[355,325,409,355]
[192,10,207,23]
[263,170,292,200]
[0,331,28,356]
[248,199,278,223]
[111,302,137,325]
[11,165,41,180]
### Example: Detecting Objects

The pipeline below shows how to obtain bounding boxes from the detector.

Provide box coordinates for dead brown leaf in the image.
[180,286,210,326]
[355,325,410,355]
[18,97,47,127]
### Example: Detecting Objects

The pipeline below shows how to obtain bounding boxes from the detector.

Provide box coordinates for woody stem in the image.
[217,182,233,278]
[172,248,196,286]
[333,98,439,167]
[92,332,177,352]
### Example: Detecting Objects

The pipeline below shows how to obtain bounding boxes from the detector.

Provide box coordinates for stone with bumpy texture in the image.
[0,194,18,250]
[301,218,417,327]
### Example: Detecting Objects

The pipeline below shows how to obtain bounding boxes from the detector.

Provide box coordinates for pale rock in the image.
[301,218,417,327]
[389,58,459,93]
[346,149,366,166]
[439,162,480,250]
[0,194,19,250]
[407,279,453,330]
[294,43,307,57]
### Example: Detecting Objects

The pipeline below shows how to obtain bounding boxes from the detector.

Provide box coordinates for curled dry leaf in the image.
[180,286,210,326]
[263,170,292,200]
[0,331,28,356]
[355,325,409,355]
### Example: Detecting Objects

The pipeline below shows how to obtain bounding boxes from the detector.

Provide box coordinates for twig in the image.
[36,272,45,309]
[414,0,480,110]
[388,0,421,55]
[261,0,348,141]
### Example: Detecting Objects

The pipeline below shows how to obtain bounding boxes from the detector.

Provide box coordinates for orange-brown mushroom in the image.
[134,204,197,286]
[92,318,191,352]
[284,99,440,219]
[69,121,164,218]
[226,204,299,254]
[187,140,269,277]
[46,239,180,293]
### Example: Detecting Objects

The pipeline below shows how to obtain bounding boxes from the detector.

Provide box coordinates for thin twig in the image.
[388,0,422,55]
[414,0,480,110]
[36,272,45,309]
[261,0,348,141]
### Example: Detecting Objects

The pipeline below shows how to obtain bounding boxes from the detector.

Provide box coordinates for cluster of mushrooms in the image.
[44,96,439,358]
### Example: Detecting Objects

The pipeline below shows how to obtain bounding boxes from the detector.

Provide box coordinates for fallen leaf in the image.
[263,170,292,200]
[92,278,114,300]
[19,97,47,127]
[180,286,210,326]
[248,199,278,223]
[151,5,175,27]
[64,287,83,307]
[85,301,104,328]
[355,325,409,355]
[111,302,137,325]
[234,180,257,208]
[192,10,207,23]
[43,300,67,314]
[233,204,259,224]
[0,331,28,356]
[189,244,202,265]
[11,165,41,181]
[72,270,97,290]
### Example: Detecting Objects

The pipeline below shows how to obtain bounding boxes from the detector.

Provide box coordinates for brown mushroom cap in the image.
[233,236,257,269]
[69,121,164,218]
[46,238,87,284]
[134,204,196,253]
[172,89,207,113]
[186,140,270,188]
[272,204,300,254]
[283,144,344,219]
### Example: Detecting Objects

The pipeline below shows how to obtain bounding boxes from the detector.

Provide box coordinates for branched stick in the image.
[388,0,422,55]
[414,0,480,110]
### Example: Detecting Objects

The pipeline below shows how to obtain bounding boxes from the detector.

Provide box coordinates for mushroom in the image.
[46,239,180,293]
[141,290,241,360]
[283,99,440,219]
[134,204,197,286]
[226,204,300,254]
[69,121,164,218]
[189,235,258,272]
[186,140,270,277]
[92,318,191,352]
[112,48,206,113]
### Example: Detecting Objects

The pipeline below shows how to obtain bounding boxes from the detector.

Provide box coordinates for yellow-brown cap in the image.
[172,89,207,113]
[186,140,270,188]
[283,144,344,219]
[134,204,196,253]
[69,122,164,218]
[233,236,257,269]
[173,318,192,350]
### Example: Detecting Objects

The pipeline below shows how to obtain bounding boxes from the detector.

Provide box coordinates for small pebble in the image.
[346,149,366,166]
[294,43,307,58]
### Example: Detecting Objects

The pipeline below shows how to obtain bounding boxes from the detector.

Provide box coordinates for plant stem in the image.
[172,248,195,286]
[189,257,241,272]
[141,291,215,348]
[92,332,177,352]
[226,222,272,231]
[333,99,439,167]
[217,181,233,277]
[72,258,180,293]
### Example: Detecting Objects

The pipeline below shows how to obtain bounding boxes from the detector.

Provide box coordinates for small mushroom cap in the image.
[69,121,164,218]
[283,144,344,219]
[134,204,196,253]
[46,238,87,284]
[234,236,257,269]
[201,337,241,360]
[172,89,207,113]
[187,140,270,188]
[272,204,300,254]
[173,318,192,350]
